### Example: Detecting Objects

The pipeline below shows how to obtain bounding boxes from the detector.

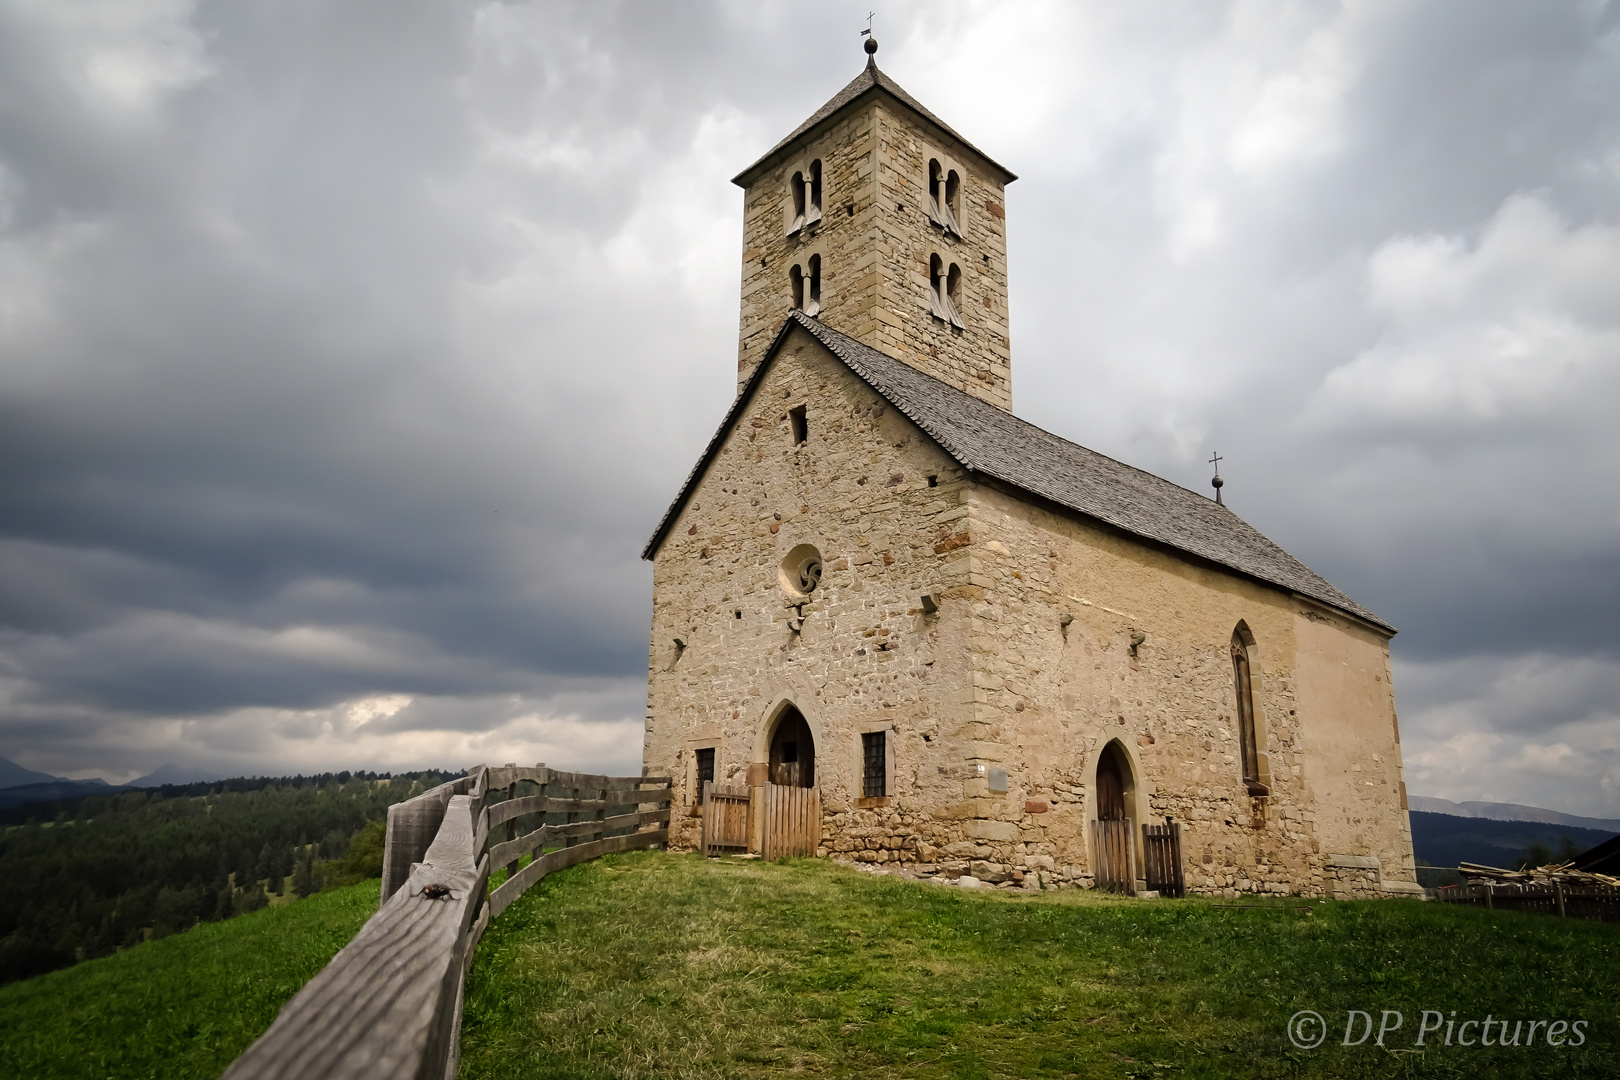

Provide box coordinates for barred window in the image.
[861,730,886,799]
[695,747,715,803]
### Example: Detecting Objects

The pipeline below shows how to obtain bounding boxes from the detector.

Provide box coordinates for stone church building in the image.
[641,45,1421,898]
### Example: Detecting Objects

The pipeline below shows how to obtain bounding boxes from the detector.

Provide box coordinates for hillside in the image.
[0,880,377,1080]
[0,770,456,983]
[461,852,1620,1080]
[1409,810,1616,871]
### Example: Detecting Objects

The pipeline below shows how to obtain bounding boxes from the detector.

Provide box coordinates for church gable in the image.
[646,320,963,569]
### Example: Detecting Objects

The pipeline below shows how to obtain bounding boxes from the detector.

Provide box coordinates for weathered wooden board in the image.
[380,777,471,904]
[487,828,668,919]
[482,793,667,830]
[759,784,820,860]
[482,810,668,867]
[223,795,489,1080]
[702,783,751,856]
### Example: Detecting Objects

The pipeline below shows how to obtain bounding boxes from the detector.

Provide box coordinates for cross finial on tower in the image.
[1209,451,1225,506]
[861,13,878,60]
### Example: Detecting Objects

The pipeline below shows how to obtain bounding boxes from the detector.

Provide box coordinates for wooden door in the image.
[1091,818,1135,894]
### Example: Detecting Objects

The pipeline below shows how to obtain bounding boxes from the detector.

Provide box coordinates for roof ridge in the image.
[787,315,1390,632]
[733,63,1015,187]
[645,311,1390,633]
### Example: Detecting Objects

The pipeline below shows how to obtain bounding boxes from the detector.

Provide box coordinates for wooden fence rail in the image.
[222,763,671,1080]
[1438,883,1620,923]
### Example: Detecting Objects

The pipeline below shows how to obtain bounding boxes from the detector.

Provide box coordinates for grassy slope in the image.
[462,852,1620,1080]
[0,880,377,1080]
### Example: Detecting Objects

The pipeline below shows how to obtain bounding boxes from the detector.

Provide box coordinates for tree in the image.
[292,848,320,899]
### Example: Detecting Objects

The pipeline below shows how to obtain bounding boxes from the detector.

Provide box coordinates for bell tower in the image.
[731,39,1018,411]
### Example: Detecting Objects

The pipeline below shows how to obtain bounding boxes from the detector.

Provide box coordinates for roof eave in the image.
[965,473,1395,635]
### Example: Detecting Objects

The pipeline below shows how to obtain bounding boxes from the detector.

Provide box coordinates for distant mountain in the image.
[0,778,114,812]
[126,763,229,788]
[0,757,64,790]
[1409,811,1617,873]
[1408,795,1620,834]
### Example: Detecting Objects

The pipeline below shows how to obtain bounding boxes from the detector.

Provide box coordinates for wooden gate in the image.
[761,783,821,860]
[701,782,750,856]
[1142,822,1186,898]
[1091,818,1135,894]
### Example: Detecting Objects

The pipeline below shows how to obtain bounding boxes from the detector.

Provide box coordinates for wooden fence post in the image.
[503,763,519,884]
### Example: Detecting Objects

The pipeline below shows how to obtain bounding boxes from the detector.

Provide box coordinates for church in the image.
[641,41,1421,899]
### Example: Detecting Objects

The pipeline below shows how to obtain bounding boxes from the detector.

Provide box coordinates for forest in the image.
[0,770,460,984]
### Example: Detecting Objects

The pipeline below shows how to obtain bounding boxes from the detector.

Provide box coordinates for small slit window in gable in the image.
[789,405,807,445]
[861,730,887,798]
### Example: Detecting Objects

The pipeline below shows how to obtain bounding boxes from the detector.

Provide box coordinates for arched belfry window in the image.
[1231,624,1267,795]
[790,257,821,317]
[930,254,964,329]
[927,158,962,237]
[807,160,823,226]
[787,160,823,236]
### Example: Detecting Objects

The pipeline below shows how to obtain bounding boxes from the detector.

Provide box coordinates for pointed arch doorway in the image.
[768,704,815,788]
[751,702,820,859]
[1090,740,1137,894]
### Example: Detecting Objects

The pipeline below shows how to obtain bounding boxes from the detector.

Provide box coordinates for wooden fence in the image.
[221,763,671,1080]
[1142,822,1186,898]
[1090,818,1135,894]
[1438,882,1620,924]
[701,782,751,856]
[759,782,821,860]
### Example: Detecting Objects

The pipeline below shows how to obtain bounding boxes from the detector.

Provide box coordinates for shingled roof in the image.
[732,57,1017,188]
[644,312,1393,634]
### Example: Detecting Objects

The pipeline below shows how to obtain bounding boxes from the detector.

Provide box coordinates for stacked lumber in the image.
[1458,861,1620,888]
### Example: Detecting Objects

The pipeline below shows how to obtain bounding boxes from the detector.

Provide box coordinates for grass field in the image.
[461,852,1620,1080]
[0,880,378,1080]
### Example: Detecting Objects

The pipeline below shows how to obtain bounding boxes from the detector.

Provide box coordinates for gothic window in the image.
[1231,626,1267,795]
[861,730,887,798]
[927,157,962,237]
[930,254,964,329]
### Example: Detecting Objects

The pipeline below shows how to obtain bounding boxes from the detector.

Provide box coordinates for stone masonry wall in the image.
[647,325,978,851]
[645,328,1418,897]
[735,99,1012,411]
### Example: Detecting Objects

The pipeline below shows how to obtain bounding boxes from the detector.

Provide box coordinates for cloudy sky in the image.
[1,1,1617,814]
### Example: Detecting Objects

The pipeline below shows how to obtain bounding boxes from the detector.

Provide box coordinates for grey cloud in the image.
[1,1,1618,808]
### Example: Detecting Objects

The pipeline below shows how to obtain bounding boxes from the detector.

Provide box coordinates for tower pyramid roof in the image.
[732,59,1017,188]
